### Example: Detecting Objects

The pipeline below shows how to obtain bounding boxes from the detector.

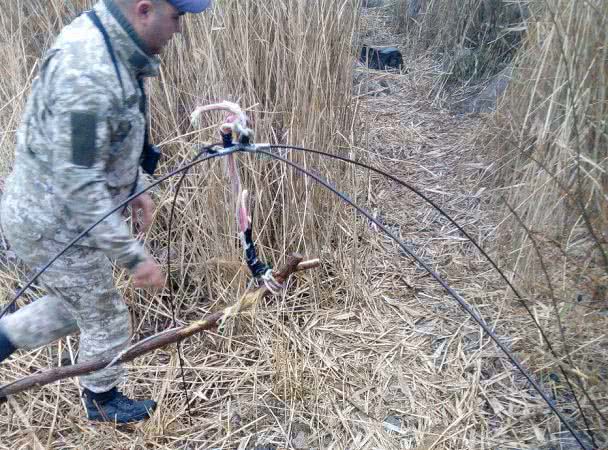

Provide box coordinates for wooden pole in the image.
[0,254,319,401]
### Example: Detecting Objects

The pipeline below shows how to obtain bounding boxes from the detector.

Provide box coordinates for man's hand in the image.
[133,257,165,290]
[129,193,155,233]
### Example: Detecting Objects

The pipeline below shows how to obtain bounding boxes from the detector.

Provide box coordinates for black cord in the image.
[165,144,218,422]
[0,142,225,422]
[269,144,605,432]
[258,148,591,450]
[0,143,230,320]
[0,142,597,448]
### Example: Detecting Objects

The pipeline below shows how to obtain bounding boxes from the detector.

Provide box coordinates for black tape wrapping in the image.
[242,227,270,278]
[222,132,233,148]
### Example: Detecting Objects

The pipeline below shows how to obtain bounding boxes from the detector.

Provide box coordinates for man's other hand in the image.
[133,257,165,290]
[130,193,155,233]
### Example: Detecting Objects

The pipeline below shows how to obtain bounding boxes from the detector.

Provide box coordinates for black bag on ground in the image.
[359,45,403,70]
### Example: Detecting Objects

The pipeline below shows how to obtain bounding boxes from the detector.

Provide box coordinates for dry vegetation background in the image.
[0,0,606,449]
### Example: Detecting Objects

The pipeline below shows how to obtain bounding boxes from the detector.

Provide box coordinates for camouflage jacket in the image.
[1,0,160,271]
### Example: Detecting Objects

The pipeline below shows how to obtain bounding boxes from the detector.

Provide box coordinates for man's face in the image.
[135,0,183,55]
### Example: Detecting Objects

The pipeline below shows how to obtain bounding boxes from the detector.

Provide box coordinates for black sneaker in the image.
[0,329,15,363]
[83,387,156,424]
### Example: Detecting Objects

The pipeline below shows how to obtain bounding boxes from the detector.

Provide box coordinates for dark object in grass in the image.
[359,45,403,71]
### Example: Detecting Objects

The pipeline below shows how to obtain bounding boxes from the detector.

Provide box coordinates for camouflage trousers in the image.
[0,215,130,393]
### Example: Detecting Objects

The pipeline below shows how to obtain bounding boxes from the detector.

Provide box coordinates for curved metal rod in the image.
[0,144,231,320]
[269,144,605,428]
[257,148,590,450]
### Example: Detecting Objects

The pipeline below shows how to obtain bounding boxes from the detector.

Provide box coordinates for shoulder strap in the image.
[86,10,125,101]
[137,77,150,145]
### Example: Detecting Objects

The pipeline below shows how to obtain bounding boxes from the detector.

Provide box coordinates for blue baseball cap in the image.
[167,0,212,13]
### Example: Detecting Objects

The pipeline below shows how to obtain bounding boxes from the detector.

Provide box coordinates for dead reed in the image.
[392,0,527,86]
[0,0,370,447]
[484,0,608,445]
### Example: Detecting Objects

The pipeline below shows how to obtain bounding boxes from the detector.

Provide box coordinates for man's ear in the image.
[134,0,154,18]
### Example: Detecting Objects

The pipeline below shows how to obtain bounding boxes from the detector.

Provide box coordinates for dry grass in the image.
[482,0,608,446]
[0,1,607,450]
[489,0,607,285]
[390,0,527,93]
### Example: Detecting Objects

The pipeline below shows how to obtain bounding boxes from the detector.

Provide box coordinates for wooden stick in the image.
[0,254,318,401]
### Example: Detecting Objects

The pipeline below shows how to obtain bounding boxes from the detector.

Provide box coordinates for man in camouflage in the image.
[0,0,211,423]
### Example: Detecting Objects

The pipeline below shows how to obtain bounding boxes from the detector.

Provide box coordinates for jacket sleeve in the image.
[47,66,146,271]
